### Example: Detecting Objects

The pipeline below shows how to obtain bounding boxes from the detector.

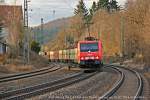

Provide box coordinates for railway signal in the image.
[40,18,44,44]
[23,0,30,64]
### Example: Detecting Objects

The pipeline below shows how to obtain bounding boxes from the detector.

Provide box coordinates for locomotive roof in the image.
[79,40,102,43]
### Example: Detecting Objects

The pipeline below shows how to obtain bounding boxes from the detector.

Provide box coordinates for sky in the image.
[5,0,127,26]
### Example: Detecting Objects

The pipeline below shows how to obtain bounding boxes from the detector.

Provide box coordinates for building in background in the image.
[0,27,8,54]
[0,3,23,54]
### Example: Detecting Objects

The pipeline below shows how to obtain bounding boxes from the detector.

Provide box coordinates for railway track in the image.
[0,63,145,100]
[32,65,120,100]
[99,65,143,100]
[0,71,97,100]
[32,64,144,100]
[0,64,62,83]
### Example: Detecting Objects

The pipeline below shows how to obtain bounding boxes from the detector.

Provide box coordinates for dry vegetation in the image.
[91,11,121,56]
[0,52,49,73]
[48,0,150,66]
[124,0,150,66]
[0,5,24,62]
[0,5,23,47]
[47,15,85,50]
[0,5,50,73]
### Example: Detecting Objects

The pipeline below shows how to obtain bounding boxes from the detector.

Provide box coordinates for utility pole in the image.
[52,10,55,19]
[85,22,93,37]
[0,0,5,3]
[41,18,44,44]
[121,15,125,57]
[23,0,29,64]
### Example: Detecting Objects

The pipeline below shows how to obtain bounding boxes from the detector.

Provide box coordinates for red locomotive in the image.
[40,37,103,68]
[77,37,103,67]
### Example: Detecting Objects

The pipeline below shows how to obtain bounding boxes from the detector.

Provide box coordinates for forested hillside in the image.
[46,0,150,66]
[32,17,72,44]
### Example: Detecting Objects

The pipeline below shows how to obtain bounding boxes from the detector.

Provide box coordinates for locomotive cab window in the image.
[80,42,99,52]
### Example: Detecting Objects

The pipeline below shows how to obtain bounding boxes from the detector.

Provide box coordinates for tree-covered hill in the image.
[31,17,73,44]
[45,0,150,66]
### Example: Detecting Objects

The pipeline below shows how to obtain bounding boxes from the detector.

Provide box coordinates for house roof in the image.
[0,5,23,26]
[0,5,23,45]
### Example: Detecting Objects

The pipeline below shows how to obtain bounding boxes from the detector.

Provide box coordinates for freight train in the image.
[40,37,103,68]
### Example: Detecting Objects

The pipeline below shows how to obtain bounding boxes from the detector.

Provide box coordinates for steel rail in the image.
[134,72,143,100]
[113,65,143,100]
[99,64,143,100]
[0,72,83,99]
[99,65,125,100]
[0,64,54,79]
[132,71,143,100]
[4,72,97,100]
[0,66,61,83]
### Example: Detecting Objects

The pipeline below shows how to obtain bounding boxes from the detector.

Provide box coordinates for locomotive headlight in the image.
[81,57,84,60]
[95,56,99,59]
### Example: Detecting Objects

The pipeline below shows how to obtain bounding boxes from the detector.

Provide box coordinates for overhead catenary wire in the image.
[63,0,75,10]
[27,0,97,26]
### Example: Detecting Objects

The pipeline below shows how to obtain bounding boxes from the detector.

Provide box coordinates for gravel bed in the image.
[0,64,81,93]
[31,70,118,100]
[143,73,150,100]
[144,73,150,85]
[0,72,8,77]
[112,68,139,100]
[0,62,56,78]
[115,63,150,100]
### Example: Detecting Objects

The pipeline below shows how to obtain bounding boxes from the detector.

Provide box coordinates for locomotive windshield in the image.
[80,42,98,52]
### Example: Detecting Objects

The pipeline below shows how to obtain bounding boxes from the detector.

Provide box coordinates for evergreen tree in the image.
[97,0,109,10]
[74,0,93,35]
[109,0,120,11]
[90,1,97,15]
[74,0,89,22]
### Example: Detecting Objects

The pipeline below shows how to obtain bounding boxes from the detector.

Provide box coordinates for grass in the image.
[0,52,49,73]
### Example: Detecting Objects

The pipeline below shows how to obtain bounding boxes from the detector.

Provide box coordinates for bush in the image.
[31,41,41,53]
